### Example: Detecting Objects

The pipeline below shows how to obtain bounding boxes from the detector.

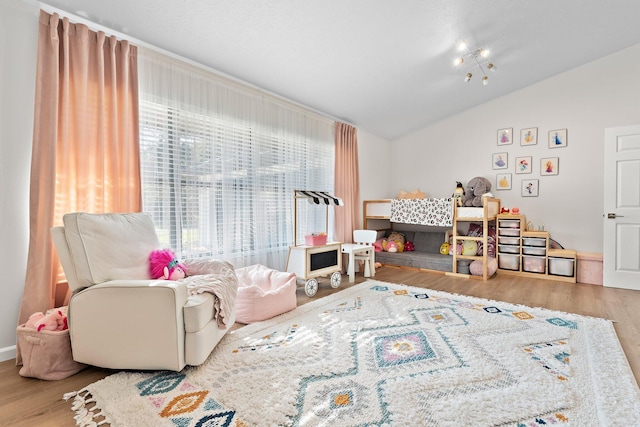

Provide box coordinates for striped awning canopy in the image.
[295,190,343,206]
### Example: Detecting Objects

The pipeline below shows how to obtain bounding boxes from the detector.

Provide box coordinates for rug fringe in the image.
[63,389,108,426]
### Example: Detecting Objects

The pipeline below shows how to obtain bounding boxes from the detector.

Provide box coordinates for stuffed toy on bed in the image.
[462,177,492,207]
[382,232,406,252]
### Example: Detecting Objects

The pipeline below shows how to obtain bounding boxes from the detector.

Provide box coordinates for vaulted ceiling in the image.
[37,0,640,139]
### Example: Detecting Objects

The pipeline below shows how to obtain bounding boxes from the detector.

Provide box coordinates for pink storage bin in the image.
[305,234,327,246]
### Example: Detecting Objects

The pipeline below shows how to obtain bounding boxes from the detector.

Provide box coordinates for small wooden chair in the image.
[341,230,377,283]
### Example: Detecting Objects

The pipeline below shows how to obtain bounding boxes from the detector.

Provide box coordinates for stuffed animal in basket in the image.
[25,310,68,332]
[462,177,492,207]
[149,249,187,280]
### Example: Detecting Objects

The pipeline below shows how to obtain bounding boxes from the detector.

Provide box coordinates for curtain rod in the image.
[30,0,353,127]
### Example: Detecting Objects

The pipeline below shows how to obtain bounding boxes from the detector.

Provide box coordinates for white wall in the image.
[357,129,391,203]
[389,44,640,253]
[0,0,38,361]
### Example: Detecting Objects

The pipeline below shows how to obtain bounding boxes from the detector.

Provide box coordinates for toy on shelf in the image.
[452,181,465,207]
[462,240,478,256]
[500,206,521,215]
[470,257,498,276]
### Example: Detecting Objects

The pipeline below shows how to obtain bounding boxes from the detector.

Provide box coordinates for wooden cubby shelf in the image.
[496,214,576,283]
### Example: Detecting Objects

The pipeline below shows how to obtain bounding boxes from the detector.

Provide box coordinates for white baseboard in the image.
[0,345,16,363]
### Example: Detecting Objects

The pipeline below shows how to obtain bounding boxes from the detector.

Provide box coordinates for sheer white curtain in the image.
[138,48,335,270]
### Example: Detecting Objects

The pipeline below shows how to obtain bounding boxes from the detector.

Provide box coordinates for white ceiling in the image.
[37,0,640,140]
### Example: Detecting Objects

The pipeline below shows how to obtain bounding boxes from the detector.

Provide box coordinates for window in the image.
[138,50,334,269]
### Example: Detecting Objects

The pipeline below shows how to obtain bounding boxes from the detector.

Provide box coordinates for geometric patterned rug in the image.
[66,280,640,426]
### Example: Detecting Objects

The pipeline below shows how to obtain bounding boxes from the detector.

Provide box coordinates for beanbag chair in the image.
[235,264,297,324]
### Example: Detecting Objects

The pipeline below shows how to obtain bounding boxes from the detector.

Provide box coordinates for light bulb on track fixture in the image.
[482,75,489,86]
[464,73,472,82]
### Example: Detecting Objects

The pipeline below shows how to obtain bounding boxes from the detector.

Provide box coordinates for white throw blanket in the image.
[181,259,238,328]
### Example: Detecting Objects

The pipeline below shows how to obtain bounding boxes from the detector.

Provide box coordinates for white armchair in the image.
[51,212,236,371]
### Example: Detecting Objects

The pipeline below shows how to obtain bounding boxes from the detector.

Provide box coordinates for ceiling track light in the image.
[454,39,497,86]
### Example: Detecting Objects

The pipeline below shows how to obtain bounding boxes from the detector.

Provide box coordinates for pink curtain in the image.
[334,122,361,243]
[17,11,140,363]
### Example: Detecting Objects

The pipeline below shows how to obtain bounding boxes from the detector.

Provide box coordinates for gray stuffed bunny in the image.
[462,177,492,207]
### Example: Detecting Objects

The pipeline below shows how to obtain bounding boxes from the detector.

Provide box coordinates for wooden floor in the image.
[2,266,639,426]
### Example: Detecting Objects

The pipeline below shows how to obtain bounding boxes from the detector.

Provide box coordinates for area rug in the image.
[65,280,640,426]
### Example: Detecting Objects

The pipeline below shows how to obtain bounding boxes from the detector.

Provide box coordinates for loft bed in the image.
[363,197,500,280]
[447,197,501,281]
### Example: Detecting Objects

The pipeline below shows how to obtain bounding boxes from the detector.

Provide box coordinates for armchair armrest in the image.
[69,279,189,371]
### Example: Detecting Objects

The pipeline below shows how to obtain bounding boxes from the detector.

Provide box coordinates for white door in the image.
[603,125,640,290]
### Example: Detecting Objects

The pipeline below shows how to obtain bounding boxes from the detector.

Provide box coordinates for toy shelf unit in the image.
[285,190,344,297]
[496,214,576,283]
[448,197,501,281]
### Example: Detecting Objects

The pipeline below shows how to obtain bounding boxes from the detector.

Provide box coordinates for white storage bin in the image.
[523,255,546,273]
[522,246,546,256]
[498,236,520,245]
[498,244,519,254]
[498,254,519,270]
[522,237,546,247]
[549,257,575,277]
[499,228,520,237]
[499,219,520,229]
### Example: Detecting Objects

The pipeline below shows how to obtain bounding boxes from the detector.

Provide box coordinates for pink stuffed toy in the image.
[149,249,187,280]
[25,312,45,329]
[25,310,68,332]
[384,241,399,253]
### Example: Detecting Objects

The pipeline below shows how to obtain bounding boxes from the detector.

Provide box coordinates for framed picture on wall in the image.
[496,173,512,190]
[497,128,513,145]
[541,157,559,175]
[492,152,508,169]
[521,179,539,197]
[549,129,568,148]
[515,156,532,174]
[520,127,538,146]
